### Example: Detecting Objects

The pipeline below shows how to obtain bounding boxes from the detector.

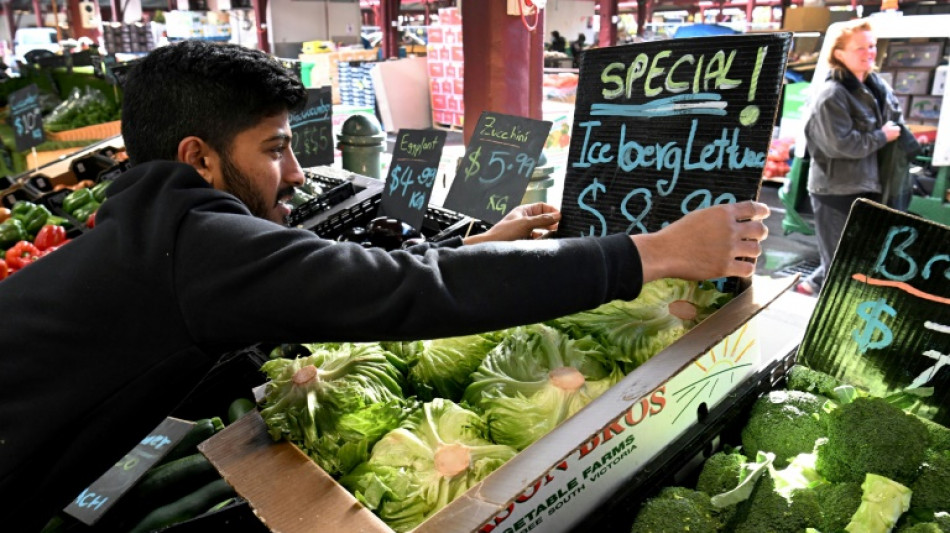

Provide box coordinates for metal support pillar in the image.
[598,0,618,47]
[461,0,544,144]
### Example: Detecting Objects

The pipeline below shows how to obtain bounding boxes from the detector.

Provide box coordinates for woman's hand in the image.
[882,121,901,143]
[463,202,561,244]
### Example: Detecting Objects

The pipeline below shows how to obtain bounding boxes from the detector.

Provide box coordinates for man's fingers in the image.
[736,201,771,222]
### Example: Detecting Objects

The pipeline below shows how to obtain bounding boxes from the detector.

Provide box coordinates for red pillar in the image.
[65,0,100,41]
[380,0,401,59]
[636,0,652,38]
[598,0,617,48]
[32,0,42,27]
[461,0,544,144]
[746,0,755,31]
[252,0,269,53]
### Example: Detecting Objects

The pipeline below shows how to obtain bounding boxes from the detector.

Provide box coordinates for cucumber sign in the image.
[64,417,194,525]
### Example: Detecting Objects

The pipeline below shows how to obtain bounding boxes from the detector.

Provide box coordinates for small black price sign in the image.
[9,84,45,152]
[64,417,194,525]
[290,86,333,168]
[444,111,552,224]
[379,129,447,230]
[798,200,950,426]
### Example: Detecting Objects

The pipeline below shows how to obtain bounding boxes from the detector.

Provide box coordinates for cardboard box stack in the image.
[881,39,947,128]
[427,7,464,129]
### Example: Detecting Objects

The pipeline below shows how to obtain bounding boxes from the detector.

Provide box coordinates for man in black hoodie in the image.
[0,40,769,532]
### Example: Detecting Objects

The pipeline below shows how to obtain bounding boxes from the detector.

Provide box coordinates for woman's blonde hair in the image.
[828,19,875,70]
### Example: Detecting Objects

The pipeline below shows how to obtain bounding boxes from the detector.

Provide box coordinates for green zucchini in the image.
[158,417,223,466]
[227,398,257,425]
[128,478,236,533]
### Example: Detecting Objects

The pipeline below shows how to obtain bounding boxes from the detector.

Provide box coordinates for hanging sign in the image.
[379,129,447,230]
[558,33,792,237]
[64,417,194,525]
[290,86,334,168]
[443,111,552,224]
[798,200,950,425]
[10,84,45,152]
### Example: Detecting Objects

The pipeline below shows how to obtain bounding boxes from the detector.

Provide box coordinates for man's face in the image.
[217,112,305,225]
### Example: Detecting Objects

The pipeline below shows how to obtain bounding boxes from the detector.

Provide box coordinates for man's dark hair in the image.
[121,40,308,166]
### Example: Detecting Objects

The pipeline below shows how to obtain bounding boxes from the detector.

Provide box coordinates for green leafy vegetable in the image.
[549,278,732,371]
[845,474,912,533]
[406,333,504,402]
[462,324,623,450]
[340,399,517,532]
[258,343,412,477]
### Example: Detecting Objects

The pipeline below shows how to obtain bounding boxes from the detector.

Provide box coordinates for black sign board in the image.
[444,111,552,224]
[289,87,334,168]
[64,417,194,525]
[379,129,447,230]
[559,33,791,238]
[9,84,45,152]
[798,200,950,425]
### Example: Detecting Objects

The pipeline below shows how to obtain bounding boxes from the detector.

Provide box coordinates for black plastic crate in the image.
[291,166,492,242]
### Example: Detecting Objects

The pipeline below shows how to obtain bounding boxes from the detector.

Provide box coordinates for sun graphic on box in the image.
[668,322,758,425]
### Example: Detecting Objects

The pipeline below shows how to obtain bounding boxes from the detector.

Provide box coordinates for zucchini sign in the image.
[444,111,552,224]
[798,200,950,425]
[559,34,792,238]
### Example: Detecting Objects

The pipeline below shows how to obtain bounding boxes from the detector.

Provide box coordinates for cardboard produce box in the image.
[200,275,799,533]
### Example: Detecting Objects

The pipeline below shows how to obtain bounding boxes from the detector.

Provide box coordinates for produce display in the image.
[0,199,70,280]
[626,365,950,533]
[43,87,121,133]
[258,278,733,531]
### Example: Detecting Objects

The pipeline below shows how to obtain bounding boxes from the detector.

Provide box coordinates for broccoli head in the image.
[911,450,950,515]
[741,390,829,467]
[630,486,722,533]
[816,396,930,485]
[919,416,950,453]
[814,481,864,533]
[726,472,822,533]
[786,364,844,399]
[696,450,747,496]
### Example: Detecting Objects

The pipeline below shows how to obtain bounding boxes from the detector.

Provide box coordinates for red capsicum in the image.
[34,224,68,251]
[5,241,41,270]
[0,259,7,281]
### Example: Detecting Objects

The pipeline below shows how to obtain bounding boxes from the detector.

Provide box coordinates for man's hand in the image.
[463,202,561,244]
[632,201,771,283]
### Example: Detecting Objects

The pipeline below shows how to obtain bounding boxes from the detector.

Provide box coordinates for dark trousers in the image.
[805,191,881,289]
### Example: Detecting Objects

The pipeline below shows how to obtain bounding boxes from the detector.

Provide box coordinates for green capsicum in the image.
[90,181,111,203]
[0,219,27,250]
[72,201,100,227]
[11,201,51,237]
[62,188,96,217]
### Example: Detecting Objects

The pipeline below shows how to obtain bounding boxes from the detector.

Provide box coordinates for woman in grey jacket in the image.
[799,19,902,295]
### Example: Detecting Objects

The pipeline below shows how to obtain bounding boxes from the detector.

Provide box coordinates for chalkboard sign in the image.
[64,417,194,525]
[379,129,447,230]
[290,86,334,168]
[798,200,950,426]
[9,84,45,152]
[559,33,792,237]
[443,111,552,224]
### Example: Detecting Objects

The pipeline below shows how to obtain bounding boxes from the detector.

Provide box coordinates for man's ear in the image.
[177,136,218,186]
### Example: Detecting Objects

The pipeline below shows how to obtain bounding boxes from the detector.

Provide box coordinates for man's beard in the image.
[220,153,273,222]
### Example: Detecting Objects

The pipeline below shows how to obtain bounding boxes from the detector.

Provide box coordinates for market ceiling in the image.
[359,0,920,13]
